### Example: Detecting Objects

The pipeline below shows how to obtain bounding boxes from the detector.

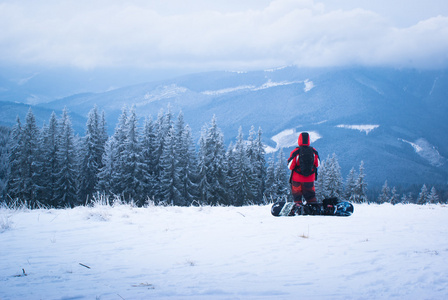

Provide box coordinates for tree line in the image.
[0,105,445,208]
[1,105,272,207]
[314,153,446,205]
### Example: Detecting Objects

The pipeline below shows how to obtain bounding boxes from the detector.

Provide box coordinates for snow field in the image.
[1,204,448,299]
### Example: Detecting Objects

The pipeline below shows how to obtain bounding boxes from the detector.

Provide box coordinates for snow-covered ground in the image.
[1,203,448,300]
[336,124,380,135]
[399,138,446,167]
[201,80,302,96]
[265,129,322,153]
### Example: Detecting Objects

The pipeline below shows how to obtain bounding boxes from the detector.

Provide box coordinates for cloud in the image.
[0,0,447,71]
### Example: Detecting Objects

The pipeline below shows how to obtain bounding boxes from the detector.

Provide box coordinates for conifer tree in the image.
[55,108,78,207]
[78,106,105,203]
[407,192,414,204]
[121,107,147,203]
[39,112,59,206]
[141,116,158,201]
[315,156,327,201]
[0,126,10,201]
[109,106,129,196]
[19,108,41,205]
[263,155,276,202]
[152,108,174,201]
[428,186,439,204]
[225,142,237,202]
[99,110,108,146]
[198,115,228,205]
[417,184,429,204]
[228,127,254,206]
[378,180,390,204]
[247,126,266,203]
[274,149,289,199]
[321,153,343,199]
[174,113,199,205]
[263,149,290,201]
[400,193,409,204]
[351,161,368,203]
[6,116,23,201]
[96,137,115,195]
[344,167,357,201]
[159,126,182,205]
[390,186,400,205]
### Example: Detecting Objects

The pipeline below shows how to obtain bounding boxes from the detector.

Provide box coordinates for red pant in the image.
[291,181,316,204]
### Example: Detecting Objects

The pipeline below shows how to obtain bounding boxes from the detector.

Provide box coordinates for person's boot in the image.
[292,201,303,215]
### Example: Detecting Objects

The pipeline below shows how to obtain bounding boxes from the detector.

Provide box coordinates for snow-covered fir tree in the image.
[400,193,409,204]
[121,107,148,204]
[351,161,368,203]
[0,126,9,201]
[428,186,439,204]
[227,127,256,206]
[198,115,228,205]
[263,154,276,202]
[406,192,414,204]
[152,108,174,201]
[38,112,59,206]
[315,156,327,201]
[264,148,289,201]
[319,153,343,199]
[344,167,357,201]
[416,184,429,204]
[174,113,199,205]
[99,111,108,147]
[96,137,115,196]
[225,142,237,202]
[97,107,128,198]
[78,106,106,203]
[247,126,266,203]
[275,149,290,199]
[159,125,182,205]
[6,116,23,201]
[378,180,390,204]
[55,108,78,207]
[19,109,41,205]
[140,116,158,201]
[109,106,129,196]
[390,186,400,205]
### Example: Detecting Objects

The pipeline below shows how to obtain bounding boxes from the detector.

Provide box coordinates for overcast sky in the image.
[1,0,448,73]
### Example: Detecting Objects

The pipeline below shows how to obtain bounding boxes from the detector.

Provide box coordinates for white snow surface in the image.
[336,124,380,135]
[400,138,446,167]
[265,129,322,153]
[137,84,188,106]
[202,80,302,96]
[2,203,448,300]
[304,79,314,92]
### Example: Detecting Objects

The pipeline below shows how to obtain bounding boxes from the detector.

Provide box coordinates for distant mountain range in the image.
[1,66,447,186]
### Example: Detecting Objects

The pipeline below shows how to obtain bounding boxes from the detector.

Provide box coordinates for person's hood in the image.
[298,132,310,147]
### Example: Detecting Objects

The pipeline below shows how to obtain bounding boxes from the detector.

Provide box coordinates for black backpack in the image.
[288,146,318,177]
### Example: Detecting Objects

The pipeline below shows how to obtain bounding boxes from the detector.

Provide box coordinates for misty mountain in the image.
[0,67,192,105]
[0,101,86,134]
[1,66,447,186]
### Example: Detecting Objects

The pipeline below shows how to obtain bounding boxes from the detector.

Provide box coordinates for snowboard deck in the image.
[271,197,354,217]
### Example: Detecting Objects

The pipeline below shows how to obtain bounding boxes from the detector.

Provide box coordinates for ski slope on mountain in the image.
[1,203,448,300]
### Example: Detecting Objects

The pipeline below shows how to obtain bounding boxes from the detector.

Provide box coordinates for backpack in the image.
[288,146,318,177]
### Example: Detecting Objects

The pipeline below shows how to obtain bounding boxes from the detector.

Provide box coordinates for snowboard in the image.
[271,197,354,217]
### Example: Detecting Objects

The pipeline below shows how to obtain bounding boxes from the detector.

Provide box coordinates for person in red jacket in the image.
[287,132,320,208]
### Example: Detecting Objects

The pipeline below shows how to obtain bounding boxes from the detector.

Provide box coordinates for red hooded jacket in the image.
[288,132,320,182]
